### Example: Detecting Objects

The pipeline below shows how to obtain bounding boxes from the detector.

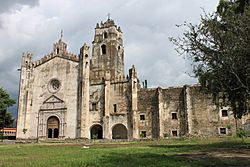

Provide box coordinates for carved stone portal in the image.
[38,95,66,139]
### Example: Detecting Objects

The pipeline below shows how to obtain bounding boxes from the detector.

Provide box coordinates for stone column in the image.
[104,71,111,139]
[79,43,90,138]
[130,65,139,139]
[185,86,192,135]
[16,53,33,139]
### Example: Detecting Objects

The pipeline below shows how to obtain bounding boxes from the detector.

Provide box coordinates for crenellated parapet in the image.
[110,75,128,84]
[94,19,123,45]
[33,39,78,67]
[33,52,78,67]
[96,19,122,32]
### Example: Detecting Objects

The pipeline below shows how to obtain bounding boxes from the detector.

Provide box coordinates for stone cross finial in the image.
[60,30,63,39]
[107,13,111,20]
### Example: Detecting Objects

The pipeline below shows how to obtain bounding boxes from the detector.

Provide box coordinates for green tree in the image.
[0,87,16,141]
[170,0,250,120]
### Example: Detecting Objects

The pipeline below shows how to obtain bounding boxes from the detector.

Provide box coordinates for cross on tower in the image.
[60,30,63,39]
[107,13,111,20]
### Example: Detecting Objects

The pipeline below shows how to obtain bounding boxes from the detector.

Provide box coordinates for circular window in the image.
[48,79,61,93]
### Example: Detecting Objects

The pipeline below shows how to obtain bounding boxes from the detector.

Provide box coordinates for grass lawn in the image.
[0,137,250,167]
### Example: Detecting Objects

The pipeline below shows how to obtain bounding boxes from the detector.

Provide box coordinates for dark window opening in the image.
[140,114,145,121]
[220,128,226,134]
[172,130,177,137]
[222,110,228,117]
[101,44,106,55]
[104,32,108,39]
[92,103,97,111]
[85,54,88,58]
[85,62,89,68]
[113,104,117,113]
[172,113,177,120]
[56,48,59,54]
[140,131,146,138]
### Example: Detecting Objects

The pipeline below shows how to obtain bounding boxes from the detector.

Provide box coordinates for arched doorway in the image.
[112,124,128,139]
[47,116,59,139]
[90,124,103,139]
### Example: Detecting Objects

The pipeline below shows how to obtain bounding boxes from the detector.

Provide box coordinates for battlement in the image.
[110,75,128,84]
[95,19,122,33]
[33,52,78,67]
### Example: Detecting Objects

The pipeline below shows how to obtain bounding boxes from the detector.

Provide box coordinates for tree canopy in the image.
[170,0,250,118]
[0,87,16,128]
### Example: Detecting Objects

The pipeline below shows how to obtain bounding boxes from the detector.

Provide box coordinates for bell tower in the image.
[90,18,124,84]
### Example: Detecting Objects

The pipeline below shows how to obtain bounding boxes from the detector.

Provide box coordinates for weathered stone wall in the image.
[159,87,187,138]
[17,53,79,139]
[108,81,129,138]
[88,84,105,138]
[188,86,236,136]
[137,88,158,139]
[32,57,79,139]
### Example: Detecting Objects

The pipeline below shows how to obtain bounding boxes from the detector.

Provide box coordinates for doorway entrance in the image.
[47,116,59,138]
[112,124,128,139]
[90,124,103,139]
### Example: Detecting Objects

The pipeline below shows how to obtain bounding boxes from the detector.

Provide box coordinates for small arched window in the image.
[118,38,123,45]
[104,32,108,39]
[101,44,106,55]
[56,48,59,54]
[85,54,88,58]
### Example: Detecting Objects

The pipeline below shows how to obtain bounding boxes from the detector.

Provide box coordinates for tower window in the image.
[140,114,145,121]
[221,110,228,117]
[104,32,108,39]
[92,103,97,111]
[172,113,177,120]
[113,104,117,113]
[101,44,106,55]
[85,54,88,58]
[56,48,59,54]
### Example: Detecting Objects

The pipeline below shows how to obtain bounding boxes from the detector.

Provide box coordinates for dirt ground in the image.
[176,148,250,159]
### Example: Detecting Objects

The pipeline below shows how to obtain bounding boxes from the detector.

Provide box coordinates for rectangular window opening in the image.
[172,113,177,120]
[140,114,145,121]
[221,110,228,117]
[140,131,146,138]
[172,130,178,137]
[113,104,117,113]
[220,128,226,134]
[92,103,97,111]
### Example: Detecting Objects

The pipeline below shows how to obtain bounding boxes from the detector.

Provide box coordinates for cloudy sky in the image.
[0,0,219,116]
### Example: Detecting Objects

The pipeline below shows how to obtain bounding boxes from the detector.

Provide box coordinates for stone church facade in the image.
[16,19,250,140]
